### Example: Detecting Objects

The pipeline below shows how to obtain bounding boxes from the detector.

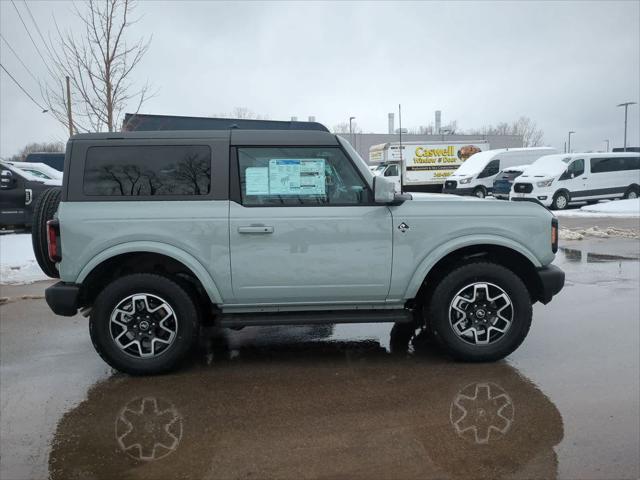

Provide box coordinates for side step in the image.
[217,309,413,328]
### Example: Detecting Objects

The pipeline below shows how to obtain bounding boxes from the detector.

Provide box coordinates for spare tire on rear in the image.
[31,187,62,278]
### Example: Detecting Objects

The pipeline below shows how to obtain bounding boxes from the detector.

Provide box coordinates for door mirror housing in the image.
[0,170,16,190]
[374,176,411,205]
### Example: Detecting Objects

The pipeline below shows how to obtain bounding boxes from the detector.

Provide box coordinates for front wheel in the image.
[90,274,200,375]
[551,191,569,210]
[428,262,532,362]
[472,186,487,198]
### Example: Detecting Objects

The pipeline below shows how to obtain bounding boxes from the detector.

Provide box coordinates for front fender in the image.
[404,234,542,299]
[76,241,223,304]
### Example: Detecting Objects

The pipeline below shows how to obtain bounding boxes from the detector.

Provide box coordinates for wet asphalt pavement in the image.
[1,226,639,479]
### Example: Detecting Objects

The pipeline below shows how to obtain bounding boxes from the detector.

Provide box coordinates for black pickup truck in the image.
[0,161,61,230]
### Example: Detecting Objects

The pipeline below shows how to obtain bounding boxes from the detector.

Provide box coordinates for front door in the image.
[557,158,586,200]
[0,169,27,227]
[229,146,393,304]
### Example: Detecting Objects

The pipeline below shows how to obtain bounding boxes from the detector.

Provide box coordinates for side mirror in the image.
[374,176,396,203]
[570,172,575,179]
[0,170,16,190]
[374,176,412,205]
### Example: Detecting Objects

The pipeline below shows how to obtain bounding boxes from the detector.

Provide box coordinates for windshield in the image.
[452,154,489,176]
[336,136,374,187]
[21,169,51,179]
[523,155,571,177]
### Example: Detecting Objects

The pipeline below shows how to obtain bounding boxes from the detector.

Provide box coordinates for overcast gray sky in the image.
[1,0,639,157]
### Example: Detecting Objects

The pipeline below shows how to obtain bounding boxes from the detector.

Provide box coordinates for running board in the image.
[217,309,413,327]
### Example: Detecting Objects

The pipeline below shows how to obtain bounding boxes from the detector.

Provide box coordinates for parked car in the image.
[0,161,62,229]
[37,125,564,374]
[492,165,529,200]
[511,152,640,210]
[24,152,65,172]
[443,147,558,198]
[5,161,63,181]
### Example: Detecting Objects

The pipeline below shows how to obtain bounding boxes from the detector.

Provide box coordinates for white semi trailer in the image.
[370,141,490,192]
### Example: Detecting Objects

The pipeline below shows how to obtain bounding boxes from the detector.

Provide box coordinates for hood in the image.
[409,192,482,202]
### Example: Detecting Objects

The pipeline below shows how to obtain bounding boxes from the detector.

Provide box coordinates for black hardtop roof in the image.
[122,113,330,133]
[70,129,340,146]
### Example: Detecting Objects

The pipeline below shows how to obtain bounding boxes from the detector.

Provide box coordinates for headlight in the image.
[536,179,554,187]
[459,177,472,184]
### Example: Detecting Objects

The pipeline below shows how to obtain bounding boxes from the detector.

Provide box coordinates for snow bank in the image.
[580,198,640,215]
[0,234,48,284]
[559,226,639,241]
[555,199,640,218]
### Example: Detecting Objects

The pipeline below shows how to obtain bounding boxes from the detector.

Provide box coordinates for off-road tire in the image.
[551,191,569,210]
[31,187,61,278]
[90,274,200,375]
[428,262,532,362]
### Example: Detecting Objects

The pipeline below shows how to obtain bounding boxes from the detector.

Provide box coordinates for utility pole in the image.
[617,102,637,151]
[65,76,73,136]
[568,131,575,153]
[398,103,403,193]
[349,116,355,149]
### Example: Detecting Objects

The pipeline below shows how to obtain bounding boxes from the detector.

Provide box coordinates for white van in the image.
[511,152,640,210]
[443,147,558,198]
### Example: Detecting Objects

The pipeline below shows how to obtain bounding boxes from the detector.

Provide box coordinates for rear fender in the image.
[76,241,223,304]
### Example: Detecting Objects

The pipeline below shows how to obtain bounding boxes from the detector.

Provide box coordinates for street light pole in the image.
[349,116,355,148]
[604,139,609,152]
[617,102,637,151]
[568,131,575,153]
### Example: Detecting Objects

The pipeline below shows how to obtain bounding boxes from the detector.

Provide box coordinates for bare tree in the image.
[465,117,544,147]
[43,0,152,132]
[213,107,269,120]
[511,116,544,147]
[8,141,64,162]
[332,121,362,134]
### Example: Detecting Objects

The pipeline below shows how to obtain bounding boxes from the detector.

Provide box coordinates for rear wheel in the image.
[90,274,200,375]
[623,185,638,199]
[551,191,569,210]
[31,187,61,278]
[428,262,532,362]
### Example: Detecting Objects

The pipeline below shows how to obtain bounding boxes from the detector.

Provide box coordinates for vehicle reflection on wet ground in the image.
[47,331,564,480]
[0,238,639,479]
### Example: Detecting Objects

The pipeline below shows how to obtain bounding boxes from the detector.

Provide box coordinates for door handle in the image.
[238,225,274,234]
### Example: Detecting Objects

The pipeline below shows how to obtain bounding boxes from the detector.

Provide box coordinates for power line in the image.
[0,33,40,85]
[0,62,48,112]
[23,0,56,63]
[10,0,55,77]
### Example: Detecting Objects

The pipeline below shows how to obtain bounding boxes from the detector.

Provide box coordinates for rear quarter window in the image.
[83,145,211,196]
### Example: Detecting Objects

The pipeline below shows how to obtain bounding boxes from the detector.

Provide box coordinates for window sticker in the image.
[245,167,269,195]
[268,159,326,195]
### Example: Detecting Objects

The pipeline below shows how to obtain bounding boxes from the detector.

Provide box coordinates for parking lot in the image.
[0,217,638,480]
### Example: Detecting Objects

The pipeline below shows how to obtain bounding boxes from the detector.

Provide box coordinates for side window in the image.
[83,145,211,196]
[238,147,372,206]
[478,159,500,178]
[591,157,617,173]
[384,164,399,177]
[625,156,640,170]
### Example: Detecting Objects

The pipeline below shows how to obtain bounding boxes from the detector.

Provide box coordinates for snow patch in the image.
[580,198,640,215]
[0,234,48,285]
[559,226,639,241]
[555,199,640,218]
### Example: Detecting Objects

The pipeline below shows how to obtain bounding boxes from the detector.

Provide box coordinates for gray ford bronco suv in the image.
[36,124,564,374]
